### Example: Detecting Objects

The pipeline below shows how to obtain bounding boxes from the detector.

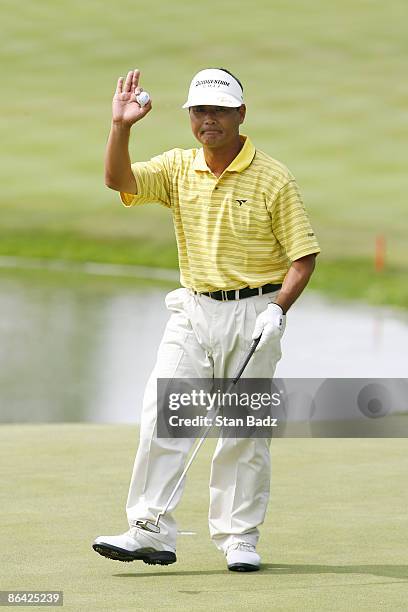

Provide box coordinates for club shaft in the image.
[155,335,261,525]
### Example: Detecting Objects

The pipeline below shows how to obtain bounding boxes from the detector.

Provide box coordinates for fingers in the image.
[255,326,281,352]
[251,318,264,341]
[116,69,142,97]
[123,70,133,93]
[131,69,140,93]
[123,68,140,93]
[115,76,123,94]
[255,329,269,352]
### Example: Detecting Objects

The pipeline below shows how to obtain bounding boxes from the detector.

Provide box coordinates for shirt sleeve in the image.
[120,151,172,208]
[269,179,321,261]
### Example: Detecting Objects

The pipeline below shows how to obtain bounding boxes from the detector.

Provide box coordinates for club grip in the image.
[231,335,261,384]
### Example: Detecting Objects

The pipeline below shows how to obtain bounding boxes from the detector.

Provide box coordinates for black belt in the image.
[193,283,282,301]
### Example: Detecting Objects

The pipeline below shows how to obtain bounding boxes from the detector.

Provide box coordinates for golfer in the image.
[93,68,320,571]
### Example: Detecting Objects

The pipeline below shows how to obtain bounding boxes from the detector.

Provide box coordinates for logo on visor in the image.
[195,79,230,88]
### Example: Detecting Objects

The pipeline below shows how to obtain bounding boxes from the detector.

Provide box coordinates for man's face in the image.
[189,105,246,148]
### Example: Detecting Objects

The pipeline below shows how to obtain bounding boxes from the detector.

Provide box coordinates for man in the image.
[93,67,320,571]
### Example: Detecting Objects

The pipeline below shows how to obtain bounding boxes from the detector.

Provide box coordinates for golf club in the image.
[132,334,262,534]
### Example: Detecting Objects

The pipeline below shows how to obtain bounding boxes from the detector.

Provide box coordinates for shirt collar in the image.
[192,135,256,173]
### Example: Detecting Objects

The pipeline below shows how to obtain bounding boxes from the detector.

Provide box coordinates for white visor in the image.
[182,68,244,109]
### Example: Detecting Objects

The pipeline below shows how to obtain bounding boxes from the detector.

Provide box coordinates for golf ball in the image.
[136,91,150,107]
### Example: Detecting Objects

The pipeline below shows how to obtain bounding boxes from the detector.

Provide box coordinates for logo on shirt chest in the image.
[235,199,248,206]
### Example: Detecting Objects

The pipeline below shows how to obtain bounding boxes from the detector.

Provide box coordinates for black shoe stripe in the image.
[228,562,260,572]
[92,543,176,565]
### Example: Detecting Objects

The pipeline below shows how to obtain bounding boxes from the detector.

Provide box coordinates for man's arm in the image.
[105,69,152,193]
[105,123,136,193]
[273,253,317,313]
[252,253,317,350]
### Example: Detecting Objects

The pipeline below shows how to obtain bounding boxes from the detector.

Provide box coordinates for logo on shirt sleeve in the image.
[236,199,248,206]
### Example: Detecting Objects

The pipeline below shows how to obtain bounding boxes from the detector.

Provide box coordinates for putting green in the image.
[1,424,408,610]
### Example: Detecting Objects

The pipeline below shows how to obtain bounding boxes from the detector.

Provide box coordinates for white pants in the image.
[126,287,282,553]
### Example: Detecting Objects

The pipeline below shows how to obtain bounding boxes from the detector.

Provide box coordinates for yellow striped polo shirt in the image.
[120,135,320,292]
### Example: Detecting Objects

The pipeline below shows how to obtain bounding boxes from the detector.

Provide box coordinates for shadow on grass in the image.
[114,564,408,580]
[262,563,408,580]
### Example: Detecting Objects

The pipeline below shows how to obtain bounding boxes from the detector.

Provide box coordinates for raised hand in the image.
[112,69,152,127]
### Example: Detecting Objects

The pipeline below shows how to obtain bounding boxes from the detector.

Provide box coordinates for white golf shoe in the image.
[226,542,261,572]
[92,527,176,566]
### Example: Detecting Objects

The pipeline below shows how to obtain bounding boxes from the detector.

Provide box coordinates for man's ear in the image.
[238,104,246,124]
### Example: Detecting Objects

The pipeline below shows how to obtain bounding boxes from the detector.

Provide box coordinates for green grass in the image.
[1,0,407,307]
[308,258,408,310]
[0,229,179,269]
[1,425,408,611]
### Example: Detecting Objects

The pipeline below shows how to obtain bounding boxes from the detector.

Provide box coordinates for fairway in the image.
[1,0,407,307]
[1,424,408,611]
